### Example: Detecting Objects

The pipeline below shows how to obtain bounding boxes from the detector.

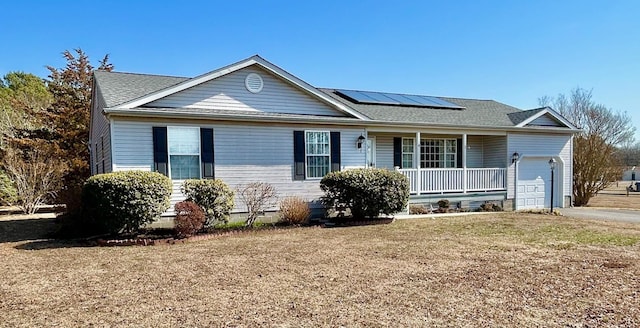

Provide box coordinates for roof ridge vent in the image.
[245,73,264,93]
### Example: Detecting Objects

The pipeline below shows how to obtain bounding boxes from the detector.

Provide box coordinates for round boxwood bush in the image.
[181,179,235,227]
[82,171,172,234]
[320,168,409,218]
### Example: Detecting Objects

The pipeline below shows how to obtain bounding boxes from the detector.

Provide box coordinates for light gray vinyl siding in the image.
[483,136,507,168]
[528,114,562,127]
[90,89,112,174]
[111,121,155,172]
[146,66,346,117]
[507,133,572,200]
[466,136,484,168]
[375,135,395,169]
[110,119,365,214]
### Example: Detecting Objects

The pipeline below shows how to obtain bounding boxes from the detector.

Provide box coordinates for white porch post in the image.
[462,134,467,193]
[364,129,368,168]
[415,132,421,195]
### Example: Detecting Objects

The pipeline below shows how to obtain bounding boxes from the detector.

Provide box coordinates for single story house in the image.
[90,55,578,215]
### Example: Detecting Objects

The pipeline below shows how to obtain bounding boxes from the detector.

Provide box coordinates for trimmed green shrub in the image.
[82,171,172,234]
[174,201,206,237]
[181,179,235,227]
[320,168,409,218]
[0,170,18,206]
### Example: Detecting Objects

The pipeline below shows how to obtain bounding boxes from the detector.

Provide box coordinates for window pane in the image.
[170,155,200,180]
[421,138,458,168]
[306,131,329,155]
[402,138,414,152]
[402,154,413,168]
[168,127,200,154]
[307,155,329,178]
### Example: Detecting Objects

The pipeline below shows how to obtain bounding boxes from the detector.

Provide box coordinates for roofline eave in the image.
[104,107,581,134]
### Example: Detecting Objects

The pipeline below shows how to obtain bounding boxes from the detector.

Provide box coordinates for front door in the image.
[367,137,376,167]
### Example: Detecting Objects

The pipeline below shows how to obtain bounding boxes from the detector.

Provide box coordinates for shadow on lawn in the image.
[0,216,92,250]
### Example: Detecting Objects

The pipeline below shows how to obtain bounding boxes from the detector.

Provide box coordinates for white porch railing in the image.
[397,167,507,194]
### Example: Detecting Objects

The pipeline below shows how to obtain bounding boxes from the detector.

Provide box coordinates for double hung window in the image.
[401,138,414,168]
[305,131,330,178]
[168,127,201,179]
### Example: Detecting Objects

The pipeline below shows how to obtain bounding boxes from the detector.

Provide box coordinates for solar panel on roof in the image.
[380,92,423,105]
[335,89,464,109]
[335,89,374,103]
[360,91,399,104]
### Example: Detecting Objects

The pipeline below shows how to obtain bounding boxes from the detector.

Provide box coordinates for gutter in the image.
[103,108,581,134]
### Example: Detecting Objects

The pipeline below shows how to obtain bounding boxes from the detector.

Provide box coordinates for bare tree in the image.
[1,147,64,214]
[237,182,277,227]
[539,88,635,206]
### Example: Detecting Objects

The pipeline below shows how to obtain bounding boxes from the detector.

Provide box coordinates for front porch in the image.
[398,167,507,194]
[366,131,508,195]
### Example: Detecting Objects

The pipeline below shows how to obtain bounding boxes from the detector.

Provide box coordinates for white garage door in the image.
[517,158,551,210]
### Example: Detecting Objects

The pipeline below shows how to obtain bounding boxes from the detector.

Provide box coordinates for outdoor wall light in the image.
[356,135,366,149]
[511,152,520,163]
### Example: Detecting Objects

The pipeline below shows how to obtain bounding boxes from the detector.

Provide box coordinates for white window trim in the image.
[167,126,202,181]
[304,130,331,180]
[401,137,414,169]
[420,138,458,168]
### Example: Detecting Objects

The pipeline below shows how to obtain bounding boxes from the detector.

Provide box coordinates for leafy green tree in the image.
[0,72,53,149]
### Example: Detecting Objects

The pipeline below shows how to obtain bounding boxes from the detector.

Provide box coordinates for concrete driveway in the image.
[560,207,640,223]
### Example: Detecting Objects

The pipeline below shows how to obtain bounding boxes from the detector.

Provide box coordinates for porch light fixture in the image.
[356,135,366,149]
[549,158,557,213]
[511,152,520,163]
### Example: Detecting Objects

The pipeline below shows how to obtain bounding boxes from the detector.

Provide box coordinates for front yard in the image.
[1,214,640,327]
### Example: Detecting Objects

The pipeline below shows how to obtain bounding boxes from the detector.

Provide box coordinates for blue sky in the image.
[2,1,639,138]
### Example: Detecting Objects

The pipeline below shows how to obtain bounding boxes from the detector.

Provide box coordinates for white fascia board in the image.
[105,108,561,134]
[116,55,369,120]
[517,107,578,130]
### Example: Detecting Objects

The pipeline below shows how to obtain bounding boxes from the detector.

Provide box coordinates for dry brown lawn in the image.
[1,214,640,327]
[587,181,640,209]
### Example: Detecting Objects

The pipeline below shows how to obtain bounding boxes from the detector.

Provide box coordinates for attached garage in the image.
[515,156,562,210]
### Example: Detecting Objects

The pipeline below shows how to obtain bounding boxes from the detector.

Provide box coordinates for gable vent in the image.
[245,73,264,93]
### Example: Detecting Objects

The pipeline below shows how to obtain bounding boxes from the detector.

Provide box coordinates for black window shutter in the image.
[393,137,402,168]
[456,138,463,168]
[293,131,305,180]
[200,128,214,179]
[152,127,168,176]
[330,132,341,172]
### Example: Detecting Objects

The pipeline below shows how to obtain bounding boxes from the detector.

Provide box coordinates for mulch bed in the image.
[95,217,396,246]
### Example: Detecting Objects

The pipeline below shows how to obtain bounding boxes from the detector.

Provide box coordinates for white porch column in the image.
[462,134,467,193]
[415,132,421,195]
[364,129,368,168]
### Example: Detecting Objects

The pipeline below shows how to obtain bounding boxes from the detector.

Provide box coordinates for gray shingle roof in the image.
[319,88,524,127]
[94,71,188,107]
[507,107,546,125]
[94,70,569,129]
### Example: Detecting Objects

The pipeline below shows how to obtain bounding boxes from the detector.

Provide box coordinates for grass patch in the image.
[2,213,640,327]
